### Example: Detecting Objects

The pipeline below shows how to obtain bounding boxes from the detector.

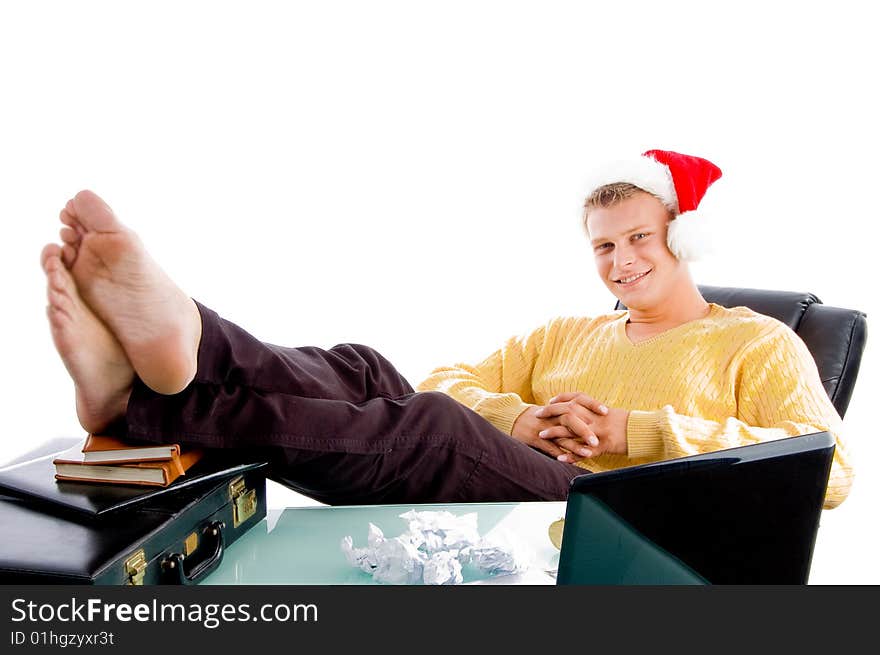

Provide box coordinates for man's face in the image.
[586,191,683,311]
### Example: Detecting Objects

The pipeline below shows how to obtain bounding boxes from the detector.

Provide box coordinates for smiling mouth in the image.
[614,269,652,285]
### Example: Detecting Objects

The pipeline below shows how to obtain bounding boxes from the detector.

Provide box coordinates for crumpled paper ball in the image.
[341,510,530,585]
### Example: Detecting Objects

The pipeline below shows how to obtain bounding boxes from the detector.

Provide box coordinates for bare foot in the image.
[57,190,202,394]
[41,244,134,434]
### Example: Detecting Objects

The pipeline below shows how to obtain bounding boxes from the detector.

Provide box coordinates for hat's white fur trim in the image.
[666,210,712,262]
[584,156,679,213]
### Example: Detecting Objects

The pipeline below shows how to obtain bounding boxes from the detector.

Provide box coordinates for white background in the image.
[1,1,877,583]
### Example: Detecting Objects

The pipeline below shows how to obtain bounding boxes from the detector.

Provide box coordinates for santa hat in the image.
[584,149,722,262]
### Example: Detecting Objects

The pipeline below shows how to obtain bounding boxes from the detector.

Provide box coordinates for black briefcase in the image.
[0,459,268,585]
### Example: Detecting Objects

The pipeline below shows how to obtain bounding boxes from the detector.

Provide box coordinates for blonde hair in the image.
[582,183,674,231]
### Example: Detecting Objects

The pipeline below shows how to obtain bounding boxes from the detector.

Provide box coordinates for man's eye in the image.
[595,243,612,252]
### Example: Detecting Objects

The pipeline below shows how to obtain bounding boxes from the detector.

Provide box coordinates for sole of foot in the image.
[41,243,134,434]
[57,190,202,395]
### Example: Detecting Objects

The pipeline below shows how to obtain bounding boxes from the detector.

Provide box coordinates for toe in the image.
[40,243,62,272]
[48,266,66,293]
[71,190,122,232]
[51,261,78,293]
[47,266,81,315]
[60,226,81,244]
[60,206,85,235]
[61,243,78,268]
[47,286,66,311]
[60,204,75,225]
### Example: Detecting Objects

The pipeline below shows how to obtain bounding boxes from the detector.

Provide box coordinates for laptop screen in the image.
[556,432,835,585]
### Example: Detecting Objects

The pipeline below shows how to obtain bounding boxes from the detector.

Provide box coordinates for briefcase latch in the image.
[229,475,257,528]
[124,549,147,586]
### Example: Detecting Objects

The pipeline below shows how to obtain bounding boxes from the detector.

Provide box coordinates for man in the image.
[40,149,852,509]
[419,150,852,509]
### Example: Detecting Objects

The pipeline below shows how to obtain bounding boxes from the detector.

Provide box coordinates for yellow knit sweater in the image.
[417,303,853,509]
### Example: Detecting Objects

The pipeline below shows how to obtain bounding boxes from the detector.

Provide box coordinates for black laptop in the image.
[555,432,835,585]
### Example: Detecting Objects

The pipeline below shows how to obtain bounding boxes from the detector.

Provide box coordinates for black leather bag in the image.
[0,459,267,585]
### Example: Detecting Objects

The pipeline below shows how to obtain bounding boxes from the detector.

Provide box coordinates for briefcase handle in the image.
[162,520,226,585]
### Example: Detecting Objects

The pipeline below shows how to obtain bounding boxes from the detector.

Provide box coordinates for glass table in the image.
[201,501,567,585]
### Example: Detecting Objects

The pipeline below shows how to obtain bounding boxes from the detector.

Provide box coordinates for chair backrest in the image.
[614,285,868,417]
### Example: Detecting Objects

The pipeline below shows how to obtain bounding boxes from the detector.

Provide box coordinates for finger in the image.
[558,413,599,446]
[553,437,593,459]
[539,426,599,451]
[535,401,593,420]
[535,396,608,425]
[529,438,570,462]
[548,392,579,403]
[538,425,576,441]
[548,392,608,415]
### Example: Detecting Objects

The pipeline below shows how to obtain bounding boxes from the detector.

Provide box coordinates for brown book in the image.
[80,434,181,464]
[53,445,204,487]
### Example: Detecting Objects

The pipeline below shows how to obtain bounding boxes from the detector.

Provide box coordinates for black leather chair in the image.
[615,285,868,417]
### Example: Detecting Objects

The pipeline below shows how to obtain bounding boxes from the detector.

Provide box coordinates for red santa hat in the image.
[584,149,722,262]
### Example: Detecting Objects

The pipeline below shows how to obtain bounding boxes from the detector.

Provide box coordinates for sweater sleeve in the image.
[626,324,854,509]
[416,323,551,436]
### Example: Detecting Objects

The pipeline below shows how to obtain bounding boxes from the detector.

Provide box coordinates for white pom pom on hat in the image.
[583,149,723,262]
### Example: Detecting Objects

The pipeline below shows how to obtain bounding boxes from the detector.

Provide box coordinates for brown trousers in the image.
[123,301,584,505]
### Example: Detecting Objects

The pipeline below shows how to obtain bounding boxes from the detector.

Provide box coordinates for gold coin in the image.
[548,518,565,550]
